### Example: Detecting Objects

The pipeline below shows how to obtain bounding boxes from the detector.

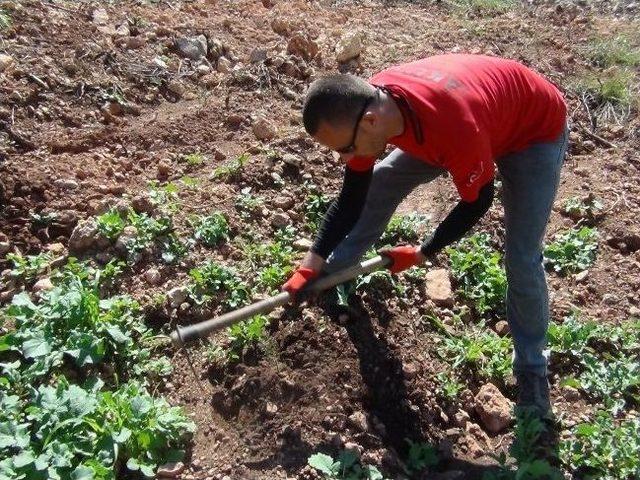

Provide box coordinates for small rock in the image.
[167,286,189,308]
[265,402,278,417]
[474,383,513,433]
[92,8,109,25]
[629,305,640,317]
[174,35,208,60]
[561,385,581,402]
[157,160,172,177]
[145,268,162,286]
[494,320,509,336]
[217,57,231,73]
[453,409,470,427]
[286,33,319,61]
[131,194,155,214]
[0,242,10,256]
[574,270,589,283]
[69,219,99,252]
[272,196,294,209]
[293,238,313,251]
[0,54,15,73]
[271,212,290,229]
[33,278,54,293]
[402,362,419,379]
[336,31,365,63]
[249,47,268,64]
[252,116,277,141]
[124,36,146,49]
[343,442,363,458]
[425,269,453,307]
[115,23,130,36]
[53,178,79,190]
[166,81,185,98]
[281,153,301,168]
[157,461,185,478]
[348,411,368,431]
[197,64,212,75]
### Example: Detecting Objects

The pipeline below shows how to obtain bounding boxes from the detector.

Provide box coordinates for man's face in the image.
[313,112,388,162]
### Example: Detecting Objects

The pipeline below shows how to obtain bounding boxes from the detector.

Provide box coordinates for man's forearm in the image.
[421,180,495,257]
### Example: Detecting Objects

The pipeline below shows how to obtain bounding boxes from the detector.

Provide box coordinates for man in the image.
[282,54,568,418]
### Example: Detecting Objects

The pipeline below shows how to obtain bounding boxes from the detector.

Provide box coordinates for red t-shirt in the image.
[347,54,567,202]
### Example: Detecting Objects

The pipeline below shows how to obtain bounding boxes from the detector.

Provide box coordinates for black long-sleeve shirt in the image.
[311,165,494,260]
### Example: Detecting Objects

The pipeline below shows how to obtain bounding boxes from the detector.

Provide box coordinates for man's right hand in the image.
[281,251,325,303]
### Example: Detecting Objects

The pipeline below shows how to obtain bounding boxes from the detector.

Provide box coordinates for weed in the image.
[226,315,268,362]
[560,411,640,479]
[181,152,205,166]
[180,176,200,189]
[544,227,597,275]
[211,153,249,180]
[191,212,229,247]
[126,210,173,258]
[96,208,127,240]
[588,35,640,68]
[563,195,604,224]
[378,213,430,246]
[435,371,465,400]
[188,262,250,309]
[404,440,438,475]
[308,450,387,479]
[0,8,10,29]
[242,235,295,294]
[574,68,638,123]
[161,234,190,264]
[29,211,57,227]
[447,233,507,315]
[438,324,512,381]
[448,0,516,15]
[6,252,53,283]
[235,187,263,219]
[356,270,406,297]
[148,181,180,214]
[578,353,639,411]
[305,191,332,233]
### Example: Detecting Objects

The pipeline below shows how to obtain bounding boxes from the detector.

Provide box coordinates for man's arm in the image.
[382,180,495,272]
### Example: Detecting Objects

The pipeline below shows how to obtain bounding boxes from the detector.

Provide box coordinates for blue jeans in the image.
[325,127,569,377]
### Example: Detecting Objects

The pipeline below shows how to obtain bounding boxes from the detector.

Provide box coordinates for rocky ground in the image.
[1,0,639,479]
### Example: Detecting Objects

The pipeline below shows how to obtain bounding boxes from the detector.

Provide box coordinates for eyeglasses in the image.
[336,94,375,155]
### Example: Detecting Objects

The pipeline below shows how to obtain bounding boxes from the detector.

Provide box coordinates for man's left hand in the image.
[379,245,426,274]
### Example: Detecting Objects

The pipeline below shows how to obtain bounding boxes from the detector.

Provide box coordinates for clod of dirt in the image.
[271,211,290,228]
[493,320,509,336]
[68,218,99,252]
[272,195,294,210]
[115,226,138,255]
[425,269,454,307]
[167,286,189,308]
[473,384,513,434]
[156,461,185,478]
[0,54,15,73]
[335,31,365,63]
[145,268,163,286]
[286,33,319,61]
[348,411,368,432]
[252,116,277,141]
[217,57,231,73]
[293,238,312,251]
[32,277,54,293]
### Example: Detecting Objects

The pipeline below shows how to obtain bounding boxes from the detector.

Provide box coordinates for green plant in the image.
[438,324,512,381]
[307,450,387,479]
[180,176,200,189]
[188,262,250,309]
[404,440,438,475]
[6,252,53,283]
[544,227,598,275]
[588,35,640,68]
[126,210,173,257]
[242,235,296,294]
[191,212,229,247]
[225,315,268,361]
[181,152,205,166]
[148,181,180,214]
[96,208,127,240]
[305,191,332,233]
[563,195,604,223]
[578,354,640,410]
[161,234,190,264]
[448,0,516,15]
[574,68,638,118]
[560,411,640,479]
[378,213,429,246]
[0,8,10,30]
[435,371,464,400]
[235,187,263,218]
[447,233,507,315]
[211,153,249,179]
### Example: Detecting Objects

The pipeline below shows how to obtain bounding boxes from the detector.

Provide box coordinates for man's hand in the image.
[379,245,426,274]
[281,251,325,303]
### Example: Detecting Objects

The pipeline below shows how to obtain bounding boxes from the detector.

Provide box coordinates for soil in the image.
[1,0,639,479]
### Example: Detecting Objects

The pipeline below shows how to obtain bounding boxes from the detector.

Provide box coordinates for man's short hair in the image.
[303,74,375,135]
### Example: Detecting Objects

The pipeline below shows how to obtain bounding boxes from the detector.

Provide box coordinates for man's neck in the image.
[379,90,405,139]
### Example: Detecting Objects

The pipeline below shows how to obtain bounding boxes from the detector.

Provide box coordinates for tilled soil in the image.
[1,0,639,479]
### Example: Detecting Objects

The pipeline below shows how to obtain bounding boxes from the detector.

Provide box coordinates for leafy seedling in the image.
[544,227,598,275]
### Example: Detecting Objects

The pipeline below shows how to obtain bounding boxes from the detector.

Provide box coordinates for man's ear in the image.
[361,110,378,129]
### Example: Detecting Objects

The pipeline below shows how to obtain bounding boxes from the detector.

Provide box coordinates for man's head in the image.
[303,75,390,161]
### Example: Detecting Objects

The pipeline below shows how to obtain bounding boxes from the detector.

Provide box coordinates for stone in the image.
[53,178,79,190]
[167,286,189,308]
[157,461,185,478]
[217,57,231,73]
[115,226,138,255]
[249,47,268,64]
[281,153,301,168]
[425,269,453,307]
[115,23,130,36]
[33,278,54,293]
[0,54,15,73]
[271,212,290,229]
[92,8,109,25]
[286,33,319,61]
[125,37,146,49]
[402,362,419,379]
[494,320,509,336]
[252,116,276,141]
[131,194,155,214]
[348,411,368,431]
[453,409,470,427]
[272,196,294,209]
[69,219,99,252]
[0,242,10,256]
[574,270,589,282]
[265,402,278,417]
[629,305,640,317]
[145,268,162,286]
[197,64,212,75]
[336,31,365,63]
[174,35,208,60]
[561,385,581,402]
[343,442,363,458]
[166,81,185,98]
[157,160,172,177]
[293,238,313,251]
[474,383,513,433]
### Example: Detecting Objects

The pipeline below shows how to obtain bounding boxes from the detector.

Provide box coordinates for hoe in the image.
[170,255,391,346]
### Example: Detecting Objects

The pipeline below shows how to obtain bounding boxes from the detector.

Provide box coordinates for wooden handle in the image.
[170,255,391,346]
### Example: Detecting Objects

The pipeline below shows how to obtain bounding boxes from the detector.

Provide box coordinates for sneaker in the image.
[515,372,551,418]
